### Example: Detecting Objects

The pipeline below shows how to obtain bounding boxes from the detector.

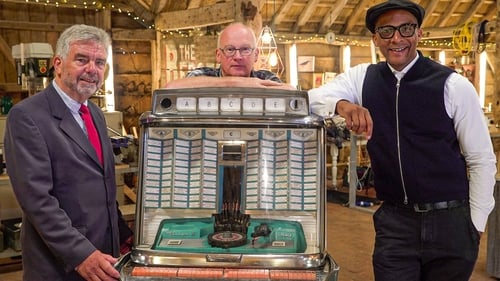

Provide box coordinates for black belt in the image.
[385,199,467,213]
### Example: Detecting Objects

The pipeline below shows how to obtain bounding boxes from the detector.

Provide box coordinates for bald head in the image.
[217,23,257,48]
[215,22,259,77]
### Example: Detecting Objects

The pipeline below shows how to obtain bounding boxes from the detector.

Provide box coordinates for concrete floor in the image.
[327,202,497,281]
[0,201,497,281]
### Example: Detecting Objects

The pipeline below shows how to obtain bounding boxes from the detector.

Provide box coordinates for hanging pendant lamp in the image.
[255,25,284,77]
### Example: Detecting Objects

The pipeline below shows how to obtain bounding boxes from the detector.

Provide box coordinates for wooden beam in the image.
[483,4,496,20]
[271,0,294,26]
[342,0,371,34]
[456,0,484,26]
[187,0,203,9]
[1,0,132,13]
[131,0,152,11]
[150,0,168,14]
[293,0,320,33]
[277,32,372,45]
[424,21,494,39]
[151,33,162,91]
[421,26,456,39]
[124,0,156,24]
[421,0,440,28]
[0,36,15,67]
[0,20,71,32]
[156,1,236,31]
[318,0,349,34]
[111,28,156,41]
[436,0,461,27]
[123,185,137,203]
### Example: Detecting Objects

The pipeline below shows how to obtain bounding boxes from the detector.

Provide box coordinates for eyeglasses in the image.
[219,46,255,57]
[375,23,418,39]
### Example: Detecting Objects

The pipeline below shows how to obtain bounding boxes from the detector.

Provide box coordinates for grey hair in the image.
[55,24,111,59]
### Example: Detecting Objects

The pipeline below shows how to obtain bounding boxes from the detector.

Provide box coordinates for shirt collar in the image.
[217,68,256,78]
[52,80,85,114]
[387,52,420,79]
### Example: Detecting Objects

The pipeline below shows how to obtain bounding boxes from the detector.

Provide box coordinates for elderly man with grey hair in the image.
[5,24,132,281]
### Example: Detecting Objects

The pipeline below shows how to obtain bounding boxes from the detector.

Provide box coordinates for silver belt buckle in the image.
[413,203,431,213]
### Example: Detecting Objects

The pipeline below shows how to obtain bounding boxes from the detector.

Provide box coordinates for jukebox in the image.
[117,87,339,280]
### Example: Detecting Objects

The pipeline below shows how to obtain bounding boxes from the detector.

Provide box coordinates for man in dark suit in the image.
[4,24,131,281]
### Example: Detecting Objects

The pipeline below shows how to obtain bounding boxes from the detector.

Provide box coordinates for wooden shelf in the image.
[0,248,22,273]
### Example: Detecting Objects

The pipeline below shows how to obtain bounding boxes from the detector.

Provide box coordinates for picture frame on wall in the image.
[323,72,337,84]
[313,73,323,88]
[297,56,315,72]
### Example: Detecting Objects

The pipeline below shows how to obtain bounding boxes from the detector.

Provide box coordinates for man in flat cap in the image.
[309,0,496,280]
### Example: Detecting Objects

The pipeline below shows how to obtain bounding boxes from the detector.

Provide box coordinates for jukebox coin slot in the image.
[160,97,172,109]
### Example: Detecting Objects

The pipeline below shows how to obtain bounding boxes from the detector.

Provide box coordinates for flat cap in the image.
[365,0,425,33]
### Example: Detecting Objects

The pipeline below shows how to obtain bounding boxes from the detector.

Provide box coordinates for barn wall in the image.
[0,3,151,131]
[0,3,496,133]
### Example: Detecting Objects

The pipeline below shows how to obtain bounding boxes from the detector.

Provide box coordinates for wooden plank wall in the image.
[0,2,151,132]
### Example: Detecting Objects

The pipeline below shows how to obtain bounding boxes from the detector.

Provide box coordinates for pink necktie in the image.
[80,104,103,164]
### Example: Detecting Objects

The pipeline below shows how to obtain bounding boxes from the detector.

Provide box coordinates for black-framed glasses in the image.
[219,46,255,57]
[375,23,418,39]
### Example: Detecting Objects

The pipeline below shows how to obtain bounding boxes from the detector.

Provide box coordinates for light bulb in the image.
[262,30,272,44]
[269,52,278,67]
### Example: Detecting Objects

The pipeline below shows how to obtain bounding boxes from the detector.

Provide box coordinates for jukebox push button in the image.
[198,97,219,112]
[220,98,241,112]
[176,97,197,111]
[265,98,286,113]
[242,98,264,113]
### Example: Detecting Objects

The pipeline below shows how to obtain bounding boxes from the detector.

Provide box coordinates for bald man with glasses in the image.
[166,22,294,90]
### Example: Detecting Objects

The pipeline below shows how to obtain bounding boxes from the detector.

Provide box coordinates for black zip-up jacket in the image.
[362,54,469,204]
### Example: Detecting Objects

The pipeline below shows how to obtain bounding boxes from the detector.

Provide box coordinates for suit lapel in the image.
[45,87,104,167]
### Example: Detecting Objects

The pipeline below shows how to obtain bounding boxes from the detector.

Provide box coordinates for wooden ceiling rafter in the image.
[187,0,203,9]
[0,35,15,66]
[483,7,497,22]
[270,0,294,27]
[155,1,236,31]
[150,0,169,14]
[317,0,349,34]
[292,0,320,33]
[436,0,462,27]
[456,0,486,27]
[421,0,440,28]
[341,0,371,35]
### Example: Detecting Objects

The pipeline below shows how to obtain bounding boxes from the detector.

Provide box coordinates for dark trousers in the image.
[372,202,480,281]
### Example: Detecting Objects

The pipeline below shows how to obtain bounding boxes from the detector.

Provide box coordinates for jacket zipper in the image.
[395,77,409,204]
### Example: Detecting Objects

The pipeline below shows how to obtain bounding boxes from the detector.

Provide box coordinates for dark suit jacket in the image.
[4,84,120,281]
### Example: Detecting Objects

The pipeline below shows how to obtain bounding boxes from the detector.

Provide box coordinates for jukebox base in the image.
[129,266,318,280]
[119,263,339,281]
[152,218,306,253]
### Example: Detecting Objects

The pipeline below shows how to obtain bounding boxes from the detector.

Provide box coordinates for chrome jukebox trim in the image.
[129,247,329,269]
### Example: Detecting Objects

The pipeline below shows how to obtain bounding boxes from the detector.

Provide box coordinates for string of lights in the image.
[9,0,491,50]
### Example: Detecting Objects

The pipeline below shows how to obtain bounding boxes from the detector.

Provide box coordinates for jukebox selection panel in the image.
[142,126,319,212]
